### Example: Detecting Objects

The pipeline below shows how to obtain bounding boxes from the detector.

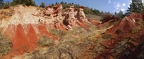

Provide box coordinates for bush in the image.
[38,36,54,47]
[39,2,45,8]
[2,2,10,9]
[130,28,138,34]
[11,0,37,6]
[115,29,123,34]
[0,31,12,57]
[102,33,112,39]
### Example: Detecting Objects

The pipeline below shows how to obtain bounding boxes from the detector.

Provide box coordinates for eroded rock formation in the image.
[95,13,144,59]
[0,4,91,55]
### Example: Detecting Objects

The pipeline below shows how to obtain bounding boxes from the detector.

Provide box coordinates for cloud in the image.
[108,0,111,3]
[122,3,126,6]
[116,3,121,8]
[121,8,125,11]
[114,2,126,13]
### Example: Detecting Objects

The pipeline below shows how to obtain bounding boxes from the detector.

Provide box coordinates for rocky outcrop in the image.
[88,18,101,26]
[0,4,92,56]
[95,13,144,59]
[107,17,136,33]
[107,13,142,33]
[63,5,88,29]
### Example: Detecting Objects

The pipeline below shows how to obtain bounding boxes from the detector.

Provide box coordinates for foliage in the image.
[0,31,12,57]
[137,18,144,27]
[115,29,123,34]
[11,0,37,6]
[39,2,45,8]
[115,10,124,18]
[130,28,138,34]
[0,0,3,9]
[102,33,112,39]
[2,2,11,9]
[0,0,37,9]
[38,36,54,47]
[22,24,105,59]
[92,9,101,15]
[50,1,102,16]
[127,0,144,14]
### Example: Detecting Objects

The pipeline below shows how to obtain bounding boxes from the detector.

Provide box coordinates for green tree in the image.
[39,2,45,8]
[11,0,36,6]
[55,2,58,4]
[115,10,124,18]
[0,0,4,9]
[84,7,93,14]
[2,2,11,9]
[92,9,101,15]
[60,1,64,5]
[127,0,144,13]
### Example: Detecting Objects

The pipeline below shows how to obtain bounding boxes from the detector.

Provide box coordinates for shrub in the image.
[130,28,138,34]
[49,29,67,38]
[2,2,10,9]
[102,33,112,40]
[115,29,123,34]
[39,2,45,8]
[38,36,54,47]
[0,31,12,57]
[11,0,37,6]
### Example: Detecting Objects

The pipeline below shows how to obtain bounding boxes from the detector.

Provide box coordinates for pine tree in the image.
[127,0,144,13]
[11,0,36,6]
[60,1,64,5]
[0,0,4,9]
[115,10,124,18]
[40,2,45,8]
[55,2,58,4]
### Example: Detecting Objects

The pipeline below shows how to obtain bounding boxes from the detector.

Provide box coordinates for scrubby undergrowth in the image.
[20,23,108,59]
[0,31,12,57]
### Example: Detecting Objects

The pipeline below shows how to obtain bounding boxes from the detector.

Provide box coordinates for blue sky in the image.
[4,0,131,13]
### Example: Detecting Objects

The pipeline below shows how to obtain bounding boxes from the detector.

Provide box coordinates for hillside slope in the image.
[1,4,144,59]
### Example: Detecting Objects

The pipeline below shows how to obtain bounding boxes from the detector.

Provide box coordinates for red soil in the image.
[76,21,88,29]
[88,19,101,26]
[26,24,38,50]
[2,23,58,56]
[54,22,66,30]
[12,24,32,54]
[95,13,144,59]
[38,24,57,40]
[3,24,16,41]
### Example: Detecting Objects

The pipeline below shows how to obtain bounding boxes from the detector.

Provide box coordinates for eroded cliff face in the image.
[0,4,99,57]
[2,4,144,59]
[95,13,144,59]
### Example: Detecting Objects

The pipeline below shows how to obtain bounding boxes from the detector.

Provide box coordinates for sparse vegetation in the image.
[2,2,10,9]
[11,0,37,6]
[102,33,112,40]
[22,23,108,59]
[0,9,14,20]
[115,29,123,34]
[0,31,12,57]
[115,10,124,18]
[1,0,144,59]
[38,36,54,47]
[136,18,144,28]
[0,0,37,9]
[0,0,4,9]
[130,28,138,34]
[39,2,45,8]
